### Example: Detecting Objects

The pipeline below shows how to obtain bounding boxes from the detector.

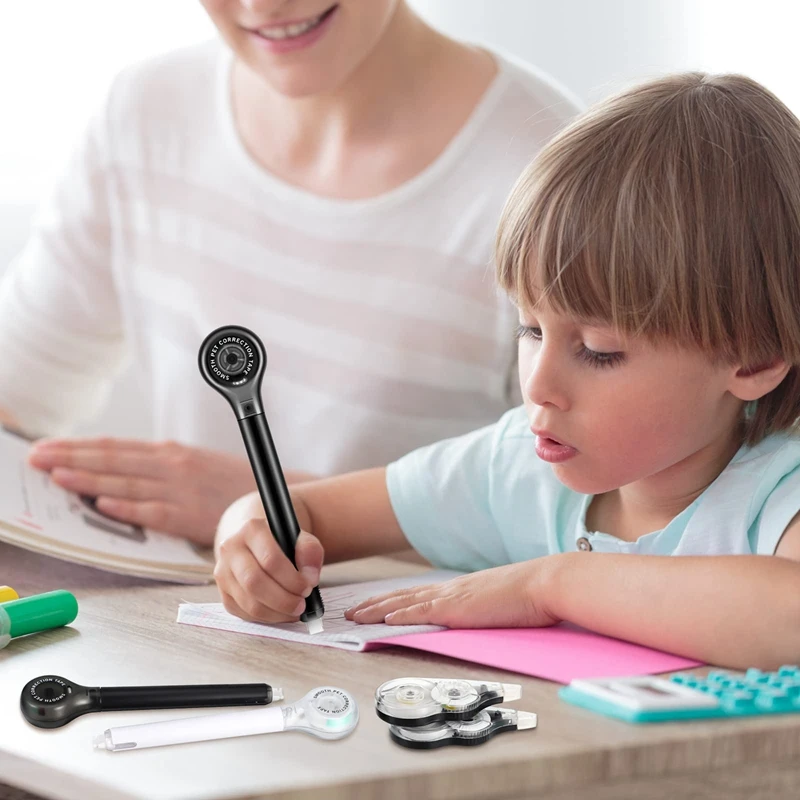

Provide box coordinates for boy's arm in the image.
[548,543,800,670]
[773,509,800,559]
[295,467,410,563]
[216,467,410,564]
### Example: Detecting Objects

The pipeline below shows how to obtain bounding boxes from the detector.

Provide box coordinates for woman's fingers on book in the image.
[29,440,164,476]
[29,438,256,547]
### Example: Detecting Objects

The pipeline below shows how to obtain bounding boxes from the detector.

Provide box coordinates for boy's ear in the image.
[728,358,791,402]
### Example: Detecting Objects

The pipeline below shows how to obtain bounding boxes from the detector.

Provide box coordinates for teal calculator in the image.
[559,666,800,723]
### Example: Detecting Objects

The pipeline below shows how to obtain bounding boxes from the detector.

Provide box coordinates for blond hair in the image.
[496,72,800,445]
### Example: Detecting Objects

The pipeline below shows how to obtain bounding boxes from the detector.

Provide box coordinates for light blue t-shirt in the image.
[386,406,800,571]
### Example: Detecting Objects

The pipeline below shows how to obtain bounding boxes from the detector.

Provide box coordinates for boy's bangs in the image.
[496,71,800,444]
[497,164,678,342]
[527,189,626,328]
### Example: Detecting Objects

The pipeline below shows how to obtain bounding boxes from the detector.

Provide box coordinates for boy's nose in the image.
[522,351,570,411]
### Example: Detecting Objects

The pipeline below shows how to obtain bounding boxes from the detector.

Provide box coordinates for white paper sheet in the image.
[177,570,463,650]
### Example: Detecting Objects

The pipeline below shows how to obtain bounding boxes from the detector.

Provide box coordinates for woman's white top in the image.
[0,40,580,475]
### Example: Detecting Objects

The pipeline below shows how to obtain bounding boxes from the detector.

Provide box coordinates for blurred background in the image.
[1,0,798,438]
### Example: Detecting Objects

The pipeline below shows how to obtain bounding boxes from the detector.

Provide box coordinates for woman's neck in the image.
[238,3,434,137]
[230,4,496,198]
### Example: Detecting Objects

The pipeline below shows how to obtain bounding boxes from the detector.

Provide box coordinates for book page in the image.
[0,426,212,577]
[177,570,463,650]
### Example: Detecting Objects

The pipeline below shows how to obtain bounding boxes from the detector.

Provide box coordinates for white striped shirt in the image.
[0,40,580,476]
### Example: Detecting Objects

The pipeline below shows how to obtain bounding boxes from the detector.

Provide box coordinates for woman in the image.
[0,0,579,545]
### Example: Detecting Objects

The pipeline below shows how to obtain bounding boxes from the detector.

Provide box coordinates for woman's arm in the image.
[0,407,19,428]
[548,548,800,670]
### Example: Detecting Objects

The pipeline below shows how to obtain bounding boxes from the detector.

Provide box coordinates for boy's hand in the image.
[344,558,563,629]
[27,436,316,546]
[214,520,324,624]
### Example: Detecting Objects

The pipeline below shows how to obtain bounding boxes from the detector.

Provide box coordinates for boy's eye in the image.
[514,325,625,369]
[577,347,626,369]
[514,324,542,341]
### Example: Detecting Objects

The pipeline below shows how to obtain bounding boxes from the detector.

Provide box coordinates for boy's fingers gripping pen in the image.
[199,326,325,634]
[295,531,324,586]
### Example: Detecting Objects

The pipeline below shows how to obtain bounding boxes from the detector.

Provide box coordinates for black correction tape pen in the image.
[20,674,282,729]
[199,325,325,634]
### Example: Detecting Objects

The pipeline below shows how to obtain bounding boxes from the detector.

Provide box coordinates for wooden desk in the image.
[2,542,800,800]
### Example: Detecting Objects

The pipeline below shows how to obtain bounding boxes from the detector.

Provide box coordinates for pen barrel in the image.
[239,412,300,560]
[98,683,274,711]
[106,705,286,751]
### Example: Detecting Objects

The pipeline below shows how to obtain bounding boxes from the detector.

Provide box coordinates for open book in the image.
[0,426,213,583]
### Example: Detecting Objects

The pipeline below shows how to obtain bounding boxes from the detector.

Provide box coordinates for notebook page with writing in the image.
[177,570,461,651]
[178,569,704,681]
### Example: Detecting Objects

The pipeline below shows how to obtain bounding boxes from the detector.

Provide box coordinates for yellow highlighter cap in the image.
[0,586,19,603]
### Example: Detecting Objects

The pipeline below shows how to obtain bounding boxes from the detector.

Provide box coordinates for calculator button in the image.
[721,690,756,711]
[755,690,793,711]
[576,537,593,552]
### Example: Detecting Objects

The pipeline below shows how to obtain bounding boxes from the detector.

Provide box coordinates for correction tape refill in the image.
[388,708,537,749]
[375,677,522,727]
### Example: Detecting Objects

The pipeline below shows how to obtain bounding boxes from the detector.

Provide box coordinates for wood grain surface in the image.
[1,542,799,800]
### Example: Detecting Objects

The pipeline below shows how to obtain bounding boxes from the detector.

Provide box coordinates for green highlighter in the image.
[0,591,78,649]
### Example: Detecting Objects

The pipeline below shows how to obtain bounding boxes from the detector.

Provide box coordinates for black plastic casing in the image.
[21,675,275,729]
[389,710,518,749]
[376,690,504,727]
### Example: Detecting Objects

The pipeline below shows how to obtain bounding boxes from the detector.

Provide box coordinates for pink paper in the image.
[372,623,702,684]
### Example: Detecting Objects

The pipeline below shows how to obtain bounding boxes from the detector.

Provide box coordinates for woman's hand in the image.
[344,558,564,629]
[27,437,315,546]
